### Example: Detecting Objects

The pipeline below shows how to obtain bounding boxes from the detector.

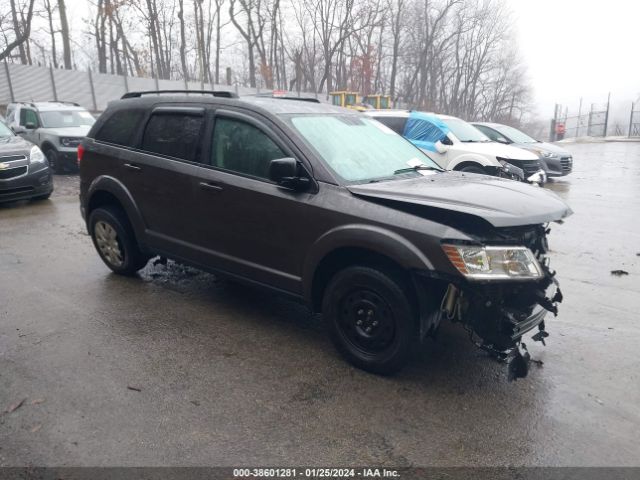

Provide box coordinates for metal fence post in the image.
[630,102,635,138]
[550,103,559,141]
[575,97,583,138]
[88,68,98,112]
[49,65,58,101]
[3,60,15,102]
[603,92,611,137]
[588,104,593,136]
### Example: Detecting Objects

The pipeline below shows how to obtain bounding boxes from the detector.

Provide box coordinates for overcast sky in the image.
[512,0,640,117]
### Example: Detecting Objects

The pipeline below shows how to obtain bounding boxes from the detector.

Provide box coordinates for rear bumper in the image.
[57,149,79,170]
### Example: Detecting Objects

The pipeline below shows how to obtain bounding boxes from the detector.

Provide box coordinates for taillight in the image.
[77,144,85,165]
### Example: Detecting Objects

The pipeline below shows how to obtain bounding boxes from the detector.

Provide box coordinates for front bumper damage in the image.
[440,265,562,380]
[413,226,563,381]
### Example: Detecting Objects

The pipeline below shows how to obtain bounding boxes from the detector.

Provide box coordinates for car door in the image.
[187,109,317,294]
[18,108,40,144]
[122,106,208,255]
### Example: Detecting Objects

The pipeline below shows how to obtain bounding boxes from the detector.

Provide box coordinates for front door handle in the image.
[199,181,223,192]
[124,163,142,171]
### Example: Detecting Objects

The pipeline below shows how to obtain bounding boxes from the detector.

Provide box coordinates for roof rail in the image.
[48,100,80,106]
[121,90,238,99]
[245,93,321,103]
[275,97,320,103]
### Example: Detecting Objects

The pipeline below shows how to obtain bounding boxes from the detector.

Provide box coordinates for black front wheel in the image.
[322,266,417,375]
[45,148,62,174]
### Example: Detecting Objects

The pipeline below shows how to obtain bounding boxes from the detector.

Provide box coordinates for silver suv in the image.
[6,102,96,173]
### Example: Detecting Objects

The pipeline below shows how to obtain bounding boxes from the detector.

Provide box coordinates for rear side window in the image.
[141,113,204,162]
[95,110,145,147]
[373,116,407,135]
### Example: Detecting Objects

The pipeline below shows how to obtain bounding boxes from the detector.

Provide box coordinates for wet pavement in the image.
[0,142,639,467]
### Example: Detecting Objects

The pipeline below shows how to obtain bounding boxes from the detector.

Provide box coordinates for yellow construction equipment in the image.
[330,91,392,110]
[363,94,392,109]
[330,91,360,108]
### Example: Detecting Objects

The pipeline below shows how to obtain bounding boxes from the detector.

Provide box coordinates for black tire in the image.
[89,206,149,276]
[322,266,417,375]
[45,148,62,174]
[459,165,485,175]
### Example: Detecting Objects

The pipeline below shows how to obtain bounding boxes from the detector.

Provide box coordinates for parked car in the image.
[0,119,53,203]
[79,91,571,378]
[472,122,573,177]
[5,101,95,173]
[365,110,546,184]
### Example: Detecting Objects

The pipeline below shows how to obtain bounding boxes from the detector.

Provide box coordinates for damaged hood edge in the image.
[347,173,573,228]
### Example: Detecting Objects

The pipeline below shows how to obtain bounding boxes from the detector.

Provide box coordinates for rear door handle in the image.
[124,163,142,171]
[199,181,223,192]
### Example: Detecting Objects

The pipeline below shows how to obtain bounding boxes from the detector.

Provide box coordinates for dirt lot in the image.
[0,142,639,467]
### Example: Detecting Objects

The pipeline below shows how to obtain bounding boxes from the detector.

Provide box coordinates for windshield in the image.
[40,110,95,128]
[441,118,489,142]
[496,125,538,143]
[0,121,14,138]
[287,114,441,183]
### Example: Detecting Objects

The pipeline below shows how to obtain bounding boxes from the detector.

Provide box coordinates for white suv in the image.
[6,102,95,173]
[365,110,545,184]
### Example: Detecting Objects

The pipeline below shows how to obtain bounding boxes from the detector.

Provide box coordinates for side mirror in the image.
[25,122,36,130]
[13,125,26,134]
[268,157,310,191]
[434,140,449,154]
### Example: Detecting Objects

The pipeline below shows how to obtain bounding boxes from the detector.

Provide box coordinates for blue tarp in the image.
[402,111,449,152]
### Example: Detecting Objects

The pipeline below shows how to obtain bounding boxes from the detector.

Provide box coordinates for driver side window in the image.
[211,117,285,180]
[20,109,38,127]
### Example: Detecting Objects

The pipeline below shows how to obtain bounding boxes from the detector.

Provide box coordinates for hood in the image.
[39,125,91,136]
[347,171,572,228]
[451,141,539,161]
[0,135,33,156]
[514,141,571,157]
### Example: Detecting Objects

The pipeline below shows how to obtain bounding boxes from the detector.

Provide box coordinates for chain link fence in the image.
[550,94,640,141]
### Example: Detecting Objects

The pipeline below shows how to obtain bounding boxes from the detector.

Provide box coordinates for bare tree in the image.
[1,0,36,61]
[58,0,72,68]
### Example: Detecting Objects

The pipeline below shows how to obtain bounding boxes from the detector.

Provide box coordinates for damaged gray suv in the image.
[80,92,572,378]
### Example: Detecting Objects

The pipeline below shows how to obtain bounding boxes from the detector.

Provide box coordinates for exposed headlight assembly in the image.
[443,244,543,280]
[29,145,46,164]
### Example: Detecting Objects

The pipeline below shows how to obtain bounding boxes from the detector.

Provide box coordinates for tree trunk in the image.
[9,0,28,64]
[58,0,72,69]
[178,0,188,81]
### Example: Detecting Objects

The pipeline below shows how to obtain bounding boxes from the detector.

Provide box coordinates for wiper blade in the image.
[393,165,439,175]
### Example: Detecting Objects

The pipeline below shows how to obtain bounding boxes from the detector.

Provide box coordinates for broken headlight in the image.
[442,244,543,280]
